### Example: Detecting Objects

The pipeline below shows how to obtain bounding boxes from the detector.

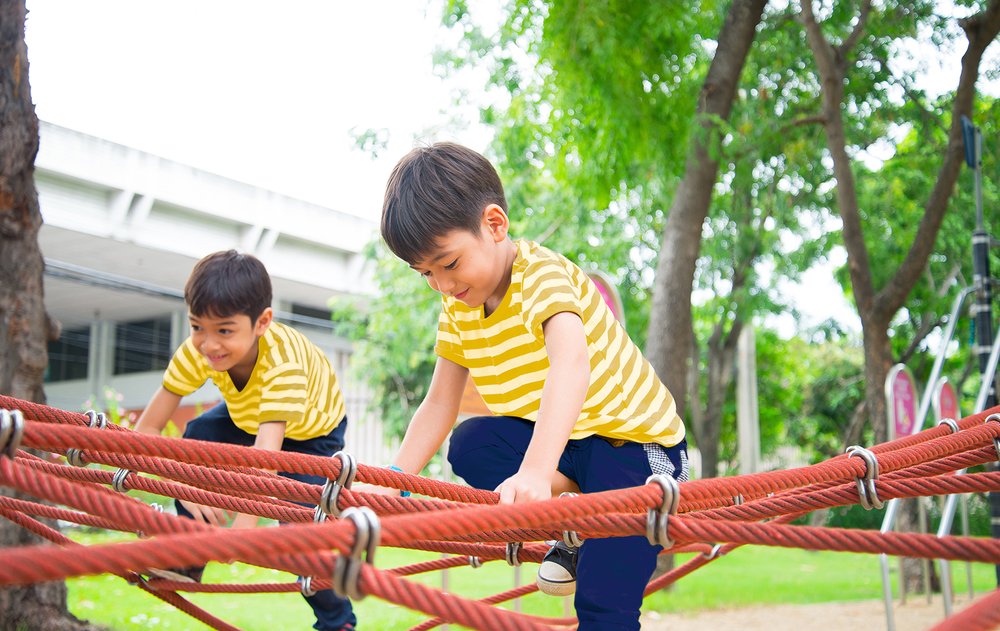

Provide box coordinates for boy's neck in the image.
[483,239,518,317]
[228,339,261,390]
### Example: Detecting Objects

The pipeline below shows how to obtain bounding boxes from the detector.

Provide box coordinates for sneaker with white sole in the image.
[146,565,204,583]
[536,541,578,596]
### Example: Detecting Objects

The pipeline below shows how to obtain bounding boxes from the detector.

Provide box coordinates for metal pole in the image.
[963,115,999,585]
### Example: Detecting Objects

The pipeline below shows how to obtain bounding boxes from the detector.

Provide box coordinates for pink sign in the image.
[588,271,624,323]
[886,365,918,439]
[936,379,960,421]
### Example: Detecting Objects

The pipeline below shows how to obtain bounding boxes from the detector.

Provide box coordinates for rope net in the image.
[1,394,999,631]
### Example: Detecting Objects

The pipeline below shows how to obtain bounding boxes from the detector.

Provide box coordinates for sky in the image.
[24,0,489,223]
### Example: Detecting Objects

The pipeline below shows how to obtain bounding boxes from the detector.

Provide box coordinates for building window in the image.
[113,317,173,375]
[46,326,91,383]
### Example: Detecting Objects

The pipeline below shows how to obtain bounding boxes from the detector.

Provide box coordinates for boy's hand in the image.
[496,470,551,505]
[230,512,260,529]
[178,499,232,527]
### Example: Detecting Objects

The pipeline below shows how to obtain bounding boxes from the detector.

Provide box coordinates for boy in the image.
[133,250,357,631]
[379,143,689,631]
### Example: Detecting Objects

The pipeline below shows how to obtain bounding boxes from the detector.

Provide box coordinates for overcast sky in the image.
[24,0,489,223]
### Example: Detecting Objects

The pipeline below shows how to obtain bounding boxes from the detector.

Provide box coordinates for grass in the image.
[65,528,999,630]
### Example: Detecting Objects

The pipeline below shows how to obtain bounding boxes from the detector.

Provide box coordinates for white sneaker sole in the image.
[536,575,576,596]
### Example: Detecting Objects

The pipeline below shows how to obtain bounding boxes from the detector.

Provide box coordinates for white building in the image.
[36,121,390,461]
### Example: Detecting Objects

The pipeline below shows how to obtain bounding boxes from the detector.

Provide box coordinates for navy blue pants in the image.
[448,415,688,631]
[176,403,356,631]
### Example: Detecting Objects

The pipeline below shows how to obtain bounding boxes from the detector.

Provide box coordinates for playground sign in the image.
[885,364,918,440]
[933,377,960,422]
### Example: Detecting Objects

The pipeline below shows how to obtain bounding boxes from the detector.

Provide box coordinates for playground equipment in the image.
[1,395,999,630]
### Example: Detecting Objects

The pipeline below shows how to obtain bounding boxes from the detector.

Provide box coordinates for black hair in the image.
[381,142,507,264]
[184,250,272,321]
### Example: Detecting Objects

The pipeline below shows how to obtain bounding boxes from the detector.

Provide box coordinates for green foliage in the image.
[710,330,867,473]
[329,241,440,439]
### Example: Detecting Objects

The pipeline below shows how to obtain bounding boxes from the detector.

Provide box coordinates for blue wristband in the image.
[386,465,411,497]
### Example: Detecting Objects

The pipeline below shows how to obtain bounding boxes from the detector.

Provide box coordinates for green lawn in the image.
[64,528,998,630]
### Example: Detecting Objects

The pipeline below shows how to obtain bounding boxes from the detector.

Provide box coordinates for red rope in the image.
[3,394,1000,631]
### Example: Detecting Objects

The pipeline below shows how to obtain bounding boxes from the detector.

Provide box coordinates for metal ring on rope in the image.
[319,452,358,518]
[313,505,327,523]
[505,541,522,567]
[111,468,132,493]
[732,494,744,506]
[985,414,1000,460]
[937,418,960,434]
[0,409,25,459]
[559,492,584,547]
[645,474,680,547]
[845,445,884,510]
[468,556,483,569]
[331,506,380,600]
[300,576,317,597]
[67,410,108,467]
[703,544,723,560]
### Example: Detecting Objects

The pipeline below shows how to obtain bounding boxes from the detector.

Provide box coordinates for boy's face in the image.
[410,204,513,309]
[188,308,272,374]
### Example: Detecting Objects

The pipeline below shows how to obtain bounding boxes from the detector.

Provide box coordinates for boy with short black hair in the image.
[134,249,357,631]
[380,143,689,631]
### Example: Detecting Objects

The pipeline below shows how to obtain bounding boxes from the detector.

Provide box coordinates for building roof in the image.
[35,121,377,328]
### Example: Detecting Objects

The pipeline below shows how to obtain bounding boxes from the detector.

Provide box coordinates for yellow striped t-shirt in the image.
[435,239,685,447]
[163,321,345,440]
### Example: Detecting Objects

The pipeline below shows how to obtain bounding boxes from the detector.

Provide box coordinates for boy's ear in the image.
[254,307,274,336]
[482,204,509,243]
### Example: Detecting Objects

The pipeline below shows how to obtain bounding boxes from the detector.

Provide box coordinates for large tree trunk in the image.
[0,2,99,628]
[800,0,1000,595]
[646,0,768,430]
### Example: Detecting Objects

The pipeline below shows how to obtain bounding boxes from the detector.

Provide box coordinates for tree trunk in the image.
[646,0,768,415]
[0,2,99,628]
[701,318,743,478]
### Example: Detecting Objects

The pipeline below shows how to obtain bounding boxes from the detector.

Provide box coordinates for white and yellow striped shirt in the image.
[435,239,685,447]
[163,321,345,440]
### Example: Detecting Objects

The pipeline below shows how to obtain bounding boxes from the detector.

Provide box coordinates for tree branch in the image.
[839,0,873,57]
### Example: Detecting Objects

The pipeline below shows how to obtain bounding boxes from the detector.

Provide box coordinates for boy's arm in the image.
[133,386,182,435]
[497,311,589,505]
[391,356,468,475]
[231,421,286,529]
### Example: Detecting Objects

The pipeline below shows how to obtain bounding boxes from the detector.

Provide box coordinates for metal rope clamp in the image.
[299,576,317,598]
[559,492,584,547]
[703,543,723,560]
[66,410,107,467]
[645,474,680,548]
[986,413,1000,460]
[505,541,523,567]
[937,418,959,434]
[0,409,25,459]
[319,451,357,519]
[468,556,483,569]
[846,445,884,510]
[111,468,133,493]
[332,506,380,601]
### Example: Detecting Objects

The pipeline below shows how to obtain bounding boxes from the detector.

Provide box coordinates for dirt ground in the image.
[640,594,973,630]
